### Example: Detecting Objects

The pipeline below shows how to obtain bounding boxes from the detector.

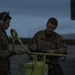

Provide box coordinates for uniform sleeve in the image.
[0,49,15,58]
[54,36,68,55]
[0,39,16,58]
[28,33,38,50]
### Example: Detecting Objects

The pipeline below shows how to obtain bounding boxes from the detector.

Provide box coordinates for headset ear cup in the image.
[0,20,4,26]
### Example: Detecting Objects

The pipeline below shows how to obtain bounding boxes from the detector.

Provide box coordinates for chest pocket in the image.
[2,38,9,50]
[0,35,9,50]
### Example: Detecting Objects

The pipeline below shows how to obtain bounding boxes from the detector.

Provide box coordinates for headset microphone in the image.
[0,12,8,26]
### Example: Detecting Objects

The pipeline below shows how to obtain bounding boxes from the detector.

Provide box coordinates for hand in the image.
[30,44,37,50]
[47,50,54,54]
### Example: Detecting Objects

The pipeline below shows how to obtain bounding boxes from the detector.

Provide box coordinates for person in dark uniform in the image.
[0,11,25,75]
[28,17,68,75]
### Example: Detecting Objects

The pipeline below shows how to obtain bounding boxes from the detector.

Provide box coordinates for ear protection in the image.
[0,12,8,26]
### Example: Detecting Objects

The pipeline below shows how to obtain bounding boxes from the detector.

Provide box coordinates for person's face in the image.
[3,19,10,30]
[46,22,56,34]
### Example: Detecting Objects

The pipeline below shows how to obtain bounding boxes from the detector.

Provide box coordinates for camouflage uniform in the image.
[0,30,14,75]
[29,30,68,62]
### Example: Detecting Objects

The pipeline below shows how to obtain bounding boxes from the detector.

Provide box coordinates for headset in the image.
[0,12,8,26]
